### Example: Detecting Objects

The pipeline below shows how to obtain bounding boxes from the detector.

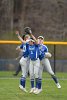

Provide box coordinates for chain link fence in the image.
[0,59,67,72]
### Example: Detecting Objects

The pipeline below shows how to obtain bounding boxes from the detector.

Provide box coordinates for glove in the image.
[24,27,32,34]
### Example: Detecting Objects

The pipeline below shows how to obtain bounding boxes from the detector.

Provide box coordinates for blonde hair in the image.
[25,34,30,39]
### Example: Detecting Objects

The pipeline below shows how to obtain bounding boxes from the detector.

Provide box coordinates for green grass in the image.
[0,71,67,100]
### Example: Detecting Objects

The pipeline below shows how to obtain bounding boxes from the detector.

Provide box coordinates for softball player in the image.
[28,38,40,93]
[16,30,30,92]
[29,33,61,94]
[13,46,23,76]
[14,34,30,77]
[38,36,61,90]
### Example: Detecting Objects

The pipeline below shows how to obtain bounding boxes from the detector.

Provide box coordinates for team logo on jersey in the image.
[39,45,42,50]
[29,46,35,50]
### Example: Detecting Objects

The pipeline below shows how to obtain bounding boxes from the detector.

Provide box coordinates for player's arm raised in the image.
[16,31,26,43]
[29,30,38,44]
[30,33,38,44]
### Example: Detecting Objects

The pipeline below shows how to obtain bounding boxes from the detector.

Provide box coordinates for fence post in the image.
[54,44,56,73]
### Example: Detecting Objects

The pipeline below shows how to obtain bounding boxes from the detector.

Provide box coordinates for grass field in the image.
[0,71,67,100]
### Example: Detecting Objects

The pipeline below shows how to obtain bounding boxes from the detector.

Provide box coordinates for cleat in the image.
[34,89,42,94]
[33,88,38,94]
[19,85,28,92]
[56,83,61,89]
[29,87,35,93]
[22,88,28,92]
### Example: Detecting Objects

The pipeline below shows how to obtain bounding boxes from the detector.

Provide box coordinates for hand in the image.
[16,31,19,36]
[15,57,18,60]
[16,46,20,50]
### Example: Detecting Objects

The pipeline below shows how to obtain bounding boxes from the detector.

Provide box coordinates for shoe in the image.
[56,83,61,89]
[34,89,42,94]
[33,88,38,94]
[19,85,28,92]
[29,87,35,93]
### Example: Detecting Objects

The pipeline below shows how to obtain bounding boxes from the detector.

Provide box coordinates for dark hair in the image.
[22,34,25,40]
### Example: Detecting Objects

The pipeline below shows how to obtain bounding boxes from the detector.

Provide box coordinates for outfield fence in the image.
[0,59,67,72]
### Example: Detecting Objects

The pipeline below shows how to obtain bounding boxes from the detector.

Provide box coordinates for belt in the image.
[31,58,38,61]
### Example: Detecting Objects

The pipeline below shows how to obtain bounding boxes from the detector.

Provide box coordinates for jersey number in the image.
[23,45,26,52]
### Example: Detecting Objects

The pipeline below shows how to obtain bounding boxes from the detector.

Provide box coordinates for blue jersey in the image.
[28,44,40,60]
[39,44,48,60]
[20,43,29,58]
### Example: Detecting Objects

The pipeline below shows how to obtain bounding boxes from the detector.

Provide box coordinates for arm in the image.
[24,27,38,44]
[16,31,26,43]
[30,33,38,44]
[15,46,23,60]
[16,46,21,51]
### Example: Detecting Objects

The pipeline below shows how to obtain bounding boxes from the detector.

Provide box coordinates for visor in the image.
[38,36,44,40]
[25,34,30,38]
[28,38,35,42]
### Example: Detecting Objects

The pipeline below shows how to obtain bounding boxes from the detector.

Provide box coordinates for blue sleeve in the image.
[44,46,48,52]
[20,44,23,49]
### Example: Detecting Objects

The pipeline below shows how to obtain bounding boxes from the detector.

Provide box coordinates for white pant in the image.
[39,58,54,79]
[20,57,29,77]
[29,58,40,79]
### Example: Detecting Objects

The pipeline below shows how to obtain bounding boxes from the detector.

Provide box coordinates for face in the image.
[25,35,30,41]
[29,41,34,45]
[37,38,44,44]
